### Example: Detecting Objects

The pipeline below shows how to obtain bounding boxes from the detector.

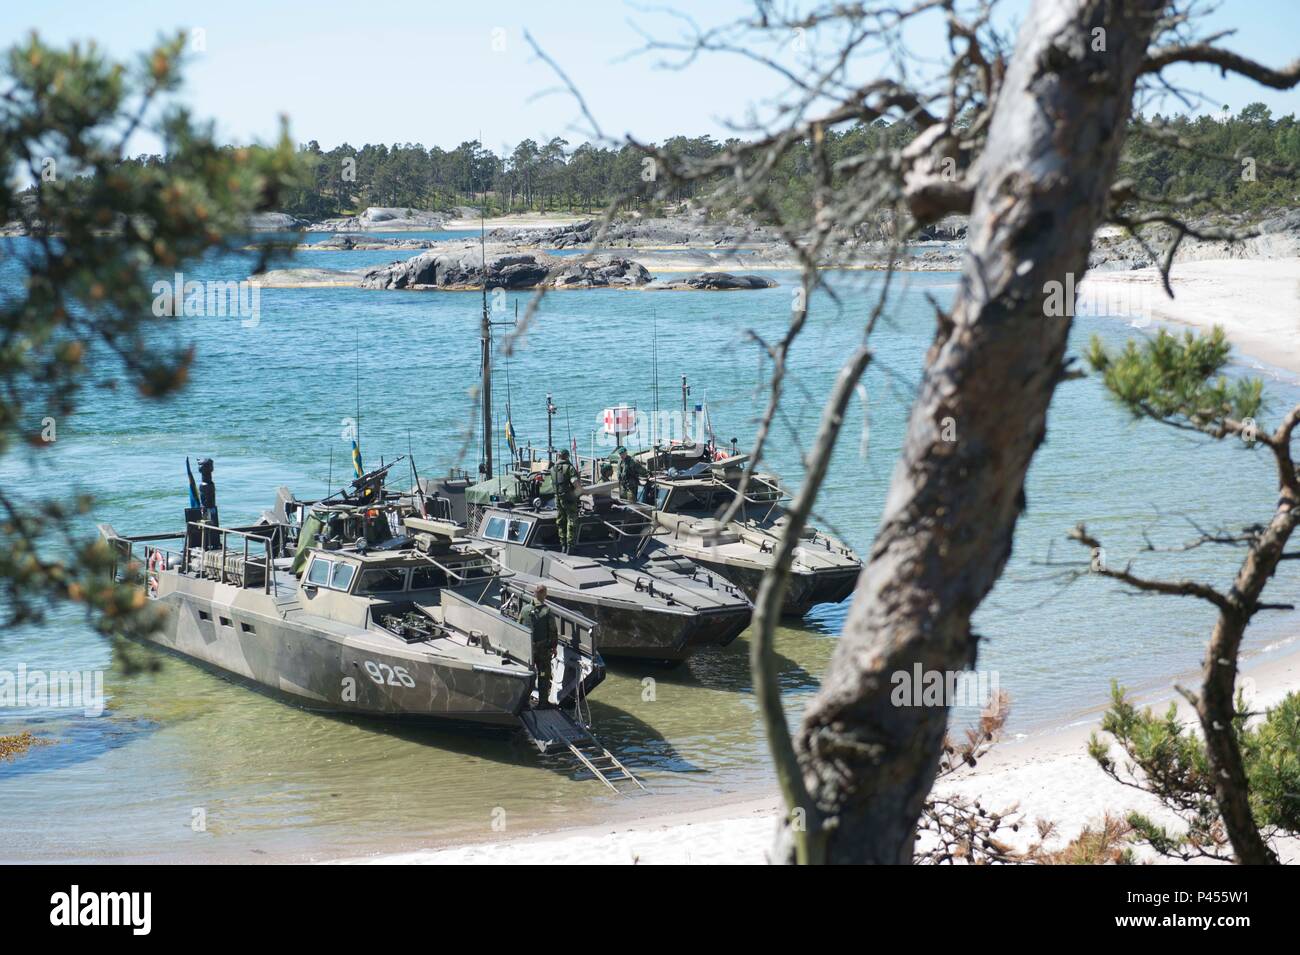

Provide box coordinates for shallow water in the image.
[1,237,1296,861]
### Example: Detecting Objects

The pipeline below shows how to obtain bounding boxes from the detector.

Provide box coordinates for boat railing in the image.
[709,472,786,523]
[182,522,279,596]
[574,452,607,484]
[99,528,184,593]
[591,511,658,558]
[498,580,598,657]
[415,548,510,603]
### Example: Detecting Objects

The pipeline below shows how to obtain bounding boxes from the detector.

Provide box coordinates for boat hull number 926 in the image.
[364,661,416,688]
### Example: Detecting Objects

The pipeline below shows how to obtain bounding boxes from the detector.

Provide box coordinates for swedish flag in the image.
[185,457,200,509]
[351,439,364,478]
[505,418,517,456]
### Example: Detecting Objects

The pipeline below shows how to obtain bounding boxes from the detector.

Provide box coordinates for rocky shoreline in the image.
[253,241,779,292]
[12,203,1298,286]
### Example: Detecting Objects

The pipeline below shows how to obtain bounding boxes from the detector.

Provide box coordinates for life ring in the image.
[147,549,166,595]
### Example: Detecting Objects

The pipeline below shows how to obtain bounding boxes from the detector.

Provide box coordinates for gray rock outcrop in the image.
[249,211,309,232]
[545,255,651,288]
[644,272,778,291]
[358,244,551,290]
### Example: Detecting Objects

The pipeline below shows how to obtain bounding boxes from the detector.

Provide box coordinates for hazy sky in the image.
[5,0,1297,156]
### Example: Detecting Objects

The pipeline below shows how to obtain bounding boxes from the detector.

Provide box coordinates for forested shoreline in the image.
[159,107,1300,221]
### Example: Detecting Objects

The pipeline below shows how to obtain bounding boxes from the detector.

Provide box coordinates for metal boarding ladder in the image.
[519,707,647,796]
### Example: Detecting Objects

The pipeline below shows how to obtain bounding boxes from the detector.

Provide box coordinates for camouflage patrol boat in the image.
[638,447,861,615]
[98,487,604,732]
[595,398,861,617]
[417,468,754,663]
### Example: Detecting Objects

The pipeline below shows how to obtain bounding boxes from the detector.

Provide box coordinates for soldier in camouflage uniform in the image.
[518,585,556,707]
[616,447,647,503]
[553,449,580,554]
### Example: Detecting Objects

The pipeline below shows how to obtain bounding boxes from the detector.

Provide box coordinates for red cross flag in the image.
[602,405,636,434]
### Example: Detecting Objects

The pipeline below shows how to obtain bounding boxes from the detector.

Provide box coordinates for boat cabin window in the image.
[358,567,409,594]
[330,562,357,591]
[577,519,616,544]
[305,556,362,592]
[306,557,332,587]
[410,565,447,590]
[481,515,533,544]
[663,487,718,514]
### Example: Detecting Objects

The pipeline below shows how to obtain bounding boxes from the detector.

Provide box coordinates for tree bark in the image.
[789,0,1165,864]
[1197,498,1297,864]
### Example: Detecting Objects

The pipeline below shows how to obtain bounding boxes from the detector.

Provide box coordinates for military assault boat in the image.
[418,467,754,663]
[98,484,604,732]
[583,380,862,615]
[636,446,861,615]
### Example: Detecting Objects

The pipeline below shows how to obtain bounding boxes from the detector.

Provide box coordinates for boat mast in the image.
[546,393,557,466]
[480,211,493,480]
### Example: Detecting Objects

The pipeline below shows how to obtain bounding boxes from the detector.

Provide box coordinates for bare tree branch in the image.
[1143,43,1300,89]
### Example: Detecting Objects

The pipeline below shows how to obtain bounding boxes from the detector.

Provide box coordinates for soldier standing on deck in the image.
[554,449,580,554]
[616,447,647,503]
[519,585,556,708]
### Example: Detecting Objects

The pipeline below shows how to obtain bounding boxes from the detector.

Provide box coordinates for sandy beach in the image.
[444,212,593,230]
[341,640,1300,865]
[1080,258,1300,374]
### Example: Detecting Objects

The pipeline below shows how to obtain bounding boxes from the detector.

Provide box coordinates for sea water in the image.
[0,238,1295,860]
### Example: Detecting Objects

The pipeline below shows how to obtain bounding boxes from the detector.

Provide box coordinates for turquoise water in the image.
[1,237,1296,861]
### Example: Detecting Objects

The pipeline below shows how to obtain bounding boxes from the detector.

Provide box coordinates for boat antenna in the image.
[681,374,690,444]
[504,326,515,468]
[479,202,493,480]
[546,393,557,466]
[651,309,659,449]
[355,329,361,457]
[327,447,333,498]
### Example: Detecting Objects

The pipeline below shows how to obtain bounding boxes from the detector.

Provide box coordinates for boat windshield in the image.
[481,515,534,544]
[358,568,409,594]
[663,486,721,514]
[304,556,359,592]
[330,562,357,591]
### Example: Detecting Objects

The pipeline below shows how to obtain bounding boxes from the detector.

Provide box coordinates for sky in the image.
[3,0,1298,157]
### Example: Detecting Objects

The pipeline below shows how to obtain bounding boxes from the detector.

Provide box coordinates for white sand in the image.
[444,212,592,230]
[342,644,1300,865]
[1081,258,1300,373]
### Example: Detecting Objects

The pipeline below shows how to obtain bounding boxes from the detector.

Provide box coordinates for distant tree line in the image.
[260,105,1298,221]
